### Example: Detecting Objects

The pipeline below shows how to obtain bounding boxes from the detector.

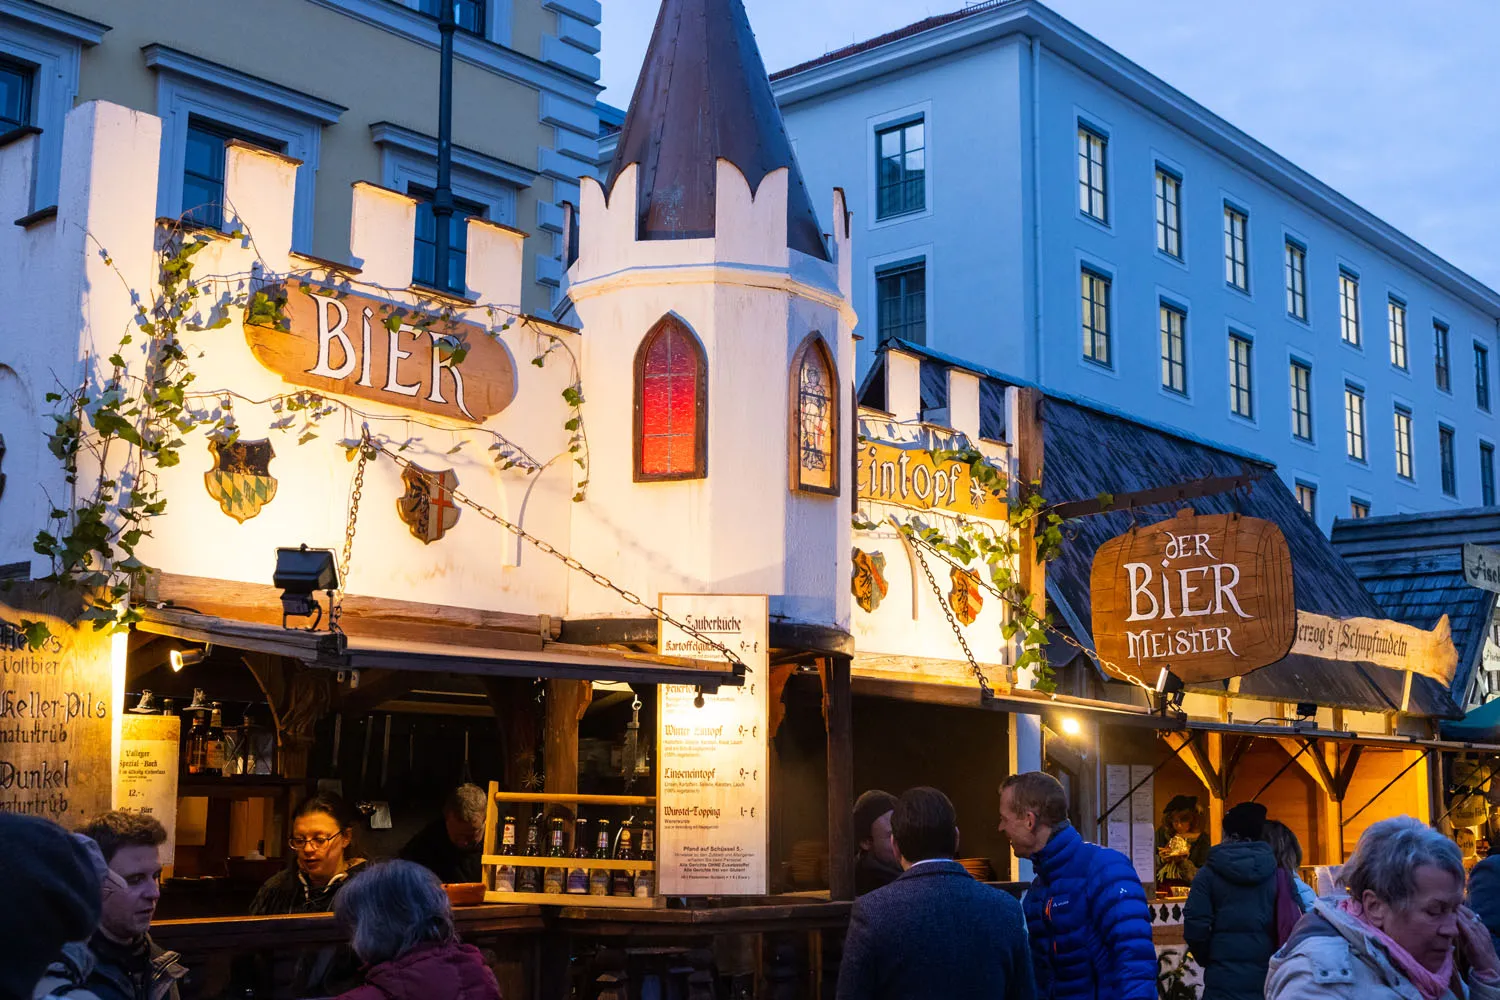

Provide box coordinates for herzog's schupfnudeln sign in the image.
[1090,509,1296,684]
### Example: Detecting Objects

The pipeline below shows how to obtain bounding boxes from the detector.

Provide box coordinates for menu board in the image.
[0,585,113,825]
[117,714,181,865]
[1130,764,1156,885]
[1104,765,1130,855]
[656,594,769,897]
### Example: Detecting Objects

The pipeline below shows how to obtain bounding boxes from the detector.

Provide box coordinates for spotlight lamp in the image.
[274,544,340,631]
[170,644,210,672]
[1155,667,1186,716]
[1060,716,1082,738]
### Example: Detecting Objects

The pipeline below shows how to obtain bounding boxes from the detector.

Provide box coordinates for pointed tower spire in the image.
[607,0,830,261]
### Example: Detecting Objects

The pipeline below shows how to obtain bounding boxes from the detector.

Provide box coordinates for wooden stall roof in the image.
[1332,508,1500,711]
[1186,718,1500,755]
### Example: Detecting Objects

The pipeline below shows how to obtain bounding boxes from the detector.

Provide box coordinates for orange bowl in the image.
[444,882,486,906]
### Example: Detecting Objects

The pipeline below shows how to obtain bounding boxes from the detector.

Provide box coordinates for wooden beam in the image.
[825,655,855,902]
[1320,742,1345,865]
[1046,469,1263,521]
[1162,732,1222,799]
[1203,730,1225,843]
[338,669,420,717]
[1014,387,1046,632]
[1333,745,1365,803]
[543,679,591,803]
[1223,736,1251,794]
[1276,738,1334,798]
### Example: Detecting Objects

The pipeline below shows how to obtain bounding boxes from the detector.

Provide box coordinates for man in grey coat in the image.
[836,786,1036,1000]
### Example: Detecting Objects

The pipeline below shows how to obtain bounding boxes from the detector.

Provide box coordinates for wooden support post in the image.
[1204,730,1225,844]
[826,655,855,902]
[1013,387,1047,641]
[1321,743,1344,864]
[1419,747,1439,827]
[544,679,591,797]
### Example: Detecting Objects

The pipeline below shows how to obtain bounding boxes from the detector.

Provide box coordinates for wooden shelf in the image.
[492,791,655,806]
[484,890,658,909]
[484,856,655,871]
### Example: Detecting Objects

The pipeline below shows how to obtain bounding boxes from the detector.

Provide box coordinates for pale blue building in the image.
[760,0,1500,531]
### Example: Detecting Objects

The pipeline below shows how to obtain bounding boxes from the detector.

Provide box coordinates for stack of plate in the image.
[957,858,994,882]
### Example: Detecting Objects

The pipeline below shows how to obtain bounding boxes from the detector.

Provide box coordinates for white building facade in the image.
[768,0,1500,533]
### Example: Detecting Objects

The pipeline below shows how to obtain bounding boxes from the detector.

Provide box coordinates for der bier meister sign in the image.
[1090,510,1295,684]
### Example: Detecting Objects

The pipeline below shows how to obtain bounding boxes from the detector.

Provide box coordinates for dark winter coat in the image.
[400,821,483,885]
[1020,822,1157,1000]
[335,942,501,1000]
[1469,854,1500,959]
[836,859,1036,1000]
[33,935,186,1000]
[1183,839,1280,1000]
[248,861,369,996]
[853,850,902,897]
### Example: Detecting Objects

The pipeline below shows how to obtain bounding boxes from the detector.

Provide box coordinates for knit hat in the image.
[0,814,102,1000]
[853,789,899,841]
[1163,795,1199,816]
[1223,802,1268,841]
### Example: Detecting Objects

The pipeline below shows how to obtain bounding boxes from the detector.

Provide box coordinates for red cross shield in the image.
[397,465,461,544]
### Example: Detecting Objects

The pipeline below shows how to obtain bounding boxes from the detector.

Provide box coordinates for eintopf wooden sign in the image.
[1090,509,1295,684]
[244,279,517,424]
[857,440,1007,519]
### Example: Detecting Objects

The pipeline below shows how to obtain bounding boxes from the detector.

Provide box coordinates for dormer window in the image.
[791,334,839,495]
[635,316,707,481]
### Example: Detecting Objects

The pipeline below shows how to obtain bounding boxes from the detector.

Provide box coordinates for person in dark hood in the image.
[1184,802,1281,1000]
[853,790,902,896]
[0,815,101,1000]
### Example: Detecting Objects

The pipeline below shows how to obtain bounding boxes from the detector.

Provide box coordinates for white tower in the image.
[566,0,855,630]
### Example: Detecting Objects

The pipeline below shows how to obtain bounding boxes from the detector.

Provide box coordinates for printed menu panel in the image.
[0,586,113,825]
[1130,764,1156,886]
[117,714,181,865]
[657,594,768,897]
[1105,764,1130,855]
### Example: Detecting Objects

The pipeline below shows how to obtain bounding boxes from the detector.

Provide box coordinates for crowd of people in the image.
[839,773,1500,1000]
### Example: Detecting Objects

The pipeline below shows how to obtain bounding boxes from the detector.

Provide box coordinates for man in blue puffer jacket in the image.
[999,772,1157,1000]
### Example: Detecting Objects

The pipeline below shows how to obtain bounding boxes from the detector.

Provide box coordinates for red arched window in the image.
[790,333,839,495]
[634,315,707,481]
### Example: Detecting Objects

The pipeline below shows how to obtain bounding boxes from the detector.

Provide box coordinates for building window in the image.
[1155,168,1181,258]
[1160,303,1186,394]
[181,119,285,230]
[1394,406,1414,480]
[635,316,707,481]
[876,119,925,220]
[1223,206,1249,291]
[1349,497,1371,519]
[409,185,485,294]
[1339,271,1361,347]
[1388,298,1408,370]
[1295,483,1316,519]
[1078,126,1107,221]
[1290,361,1313,442]
[416,0,486,33]
[1440,424,1457,496]
[1344,385,1367,462]
[1081,269,1111,367]
[875,260,926,344]
[790,335,839,495]
[0,57,33,132]
[1435,323,1451,392]
[1285,241,1306,320]
[1483,443,1496,506]
[1228,334,1253,418]
[1478,343,1492,411]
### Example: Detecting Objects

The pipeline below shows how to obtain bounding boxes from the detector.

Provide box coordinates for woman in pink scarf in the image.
[1267,816,1500,1000]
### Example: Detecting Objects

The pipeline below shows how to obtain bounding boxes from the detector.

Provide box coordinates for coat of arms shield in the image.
[397,465,461,544]
[204,439,278,523]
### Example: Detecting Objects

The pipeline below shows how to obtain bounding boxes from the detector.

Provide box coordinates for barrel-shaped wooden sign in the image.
[243,279,516,425]
[1090,509,1295,685]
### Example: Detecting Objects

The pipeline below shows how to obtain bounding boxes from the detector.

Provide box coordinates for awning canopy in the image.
[1442,697,1500,745]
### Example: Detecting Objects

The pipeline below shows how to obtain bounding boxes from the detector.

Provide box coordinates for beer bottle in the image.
[186,711,208,775]
[205,703,226,777]
[589,819,612,895]
[543,817,567,893]
[494,814,518,892]
[517,812,543,892]
[634,819,656,898]
[611,820,636,897]
[566,818,590,894]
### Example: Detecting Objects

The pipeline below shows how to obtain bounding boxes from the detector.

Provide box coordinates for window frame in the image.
[1077,124,1108,223]
[1284,239,1307,321]
[1159,301,1187,395]
[414,0,488,34]
[1482,441,1497,507]
[875,116,927,221]
[788,333,840,497]
[1339,269,1362,347]
[633,315,709,483]
[406,183,488,295]
[1388,296,1408,371]
[1344,383,1367,463]
[1080,267,1112,368]
[1439,423,1457,497]
[0,11,97,212]
[1290,359,1313,443]
[874,257,927,345]
[1295,481,1317,519]
[1154,166,1182,260]
[1228,332,1254,419]
[0,55,35,133]
[180,118,287,231]
[1435,322,1452,393]
[1477,342,1492,412]
[1223,204,1249,292]
[1393,405,1415,481]
[1349,497,1371,519]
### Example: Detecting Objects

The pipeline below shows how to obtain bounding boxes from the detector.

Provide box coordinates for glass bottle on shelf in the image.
[589,819,612,896]
[516,813,543,893]
[543,817,567,894]
[204,703,226,777]
[566,818,590,894]
[494,814,518,893]
[612,820,636,897]
[634,819,655,898]
[185,710,209,776]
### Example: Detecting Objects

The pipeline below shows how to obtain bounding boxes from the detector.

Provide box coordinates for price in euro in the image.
[737,724,758,738]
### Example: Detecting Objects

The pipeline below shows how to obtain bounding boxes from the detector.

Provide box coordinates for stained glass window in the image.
[792,336,837,494]
[636,318,705,480]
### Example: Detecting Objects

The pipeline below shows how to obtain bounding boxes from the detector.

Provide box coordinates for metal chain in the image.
[329,444,370,636]
[909,541,995,699]
[364,435,746,670]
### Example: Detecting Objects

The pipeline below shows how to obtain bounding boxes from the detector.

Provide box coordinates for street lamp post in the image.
[432,0,457,293]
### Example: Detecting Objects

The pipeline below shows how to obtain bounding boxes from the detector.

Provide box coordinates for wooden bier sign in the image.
[0,586,113,825]
[1090,509,1295,684]
[857,440,1007,520]
[244,279,517,424]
